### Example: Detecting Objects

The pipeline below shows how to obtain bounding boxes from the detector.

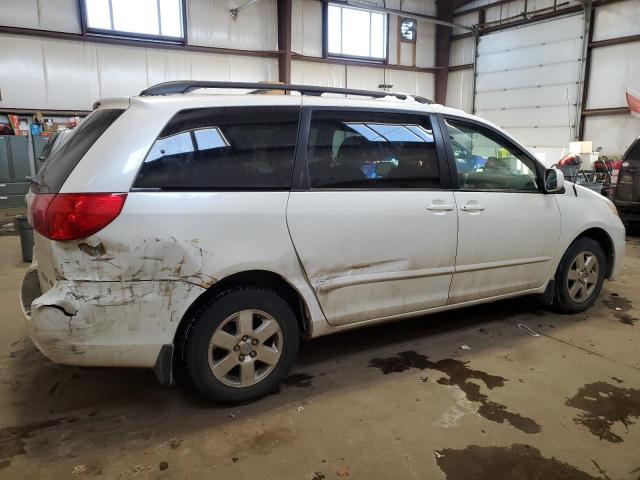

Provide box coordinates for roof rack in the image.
[138,81,434,104]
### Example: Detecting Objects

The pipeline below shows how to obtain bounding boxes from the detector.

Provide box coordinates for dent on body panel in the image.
[51,236,218,288]
[30,279,203,361]
[311,258,412,293]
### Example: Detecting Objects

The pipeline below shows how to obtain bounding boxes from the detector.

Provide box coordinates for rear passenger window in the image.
[134,106,299,190]
[307,110,441,189]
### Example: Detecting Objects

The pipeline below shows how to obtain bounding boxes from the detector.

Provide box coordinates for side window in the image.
[445,119,539,192]
[134,106,299,190]
[307,110,441,189]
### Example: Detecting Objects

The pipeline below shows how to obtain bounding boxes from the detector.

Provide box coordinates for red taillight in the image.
[31,193,127,241]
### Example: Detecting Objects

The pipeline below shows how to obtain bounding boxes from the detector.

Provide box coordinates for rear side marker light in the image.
[31,193,127,241]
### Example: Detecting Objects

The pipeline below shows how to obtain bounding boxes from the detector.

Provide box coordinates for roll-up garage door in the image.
[474,14,585,165]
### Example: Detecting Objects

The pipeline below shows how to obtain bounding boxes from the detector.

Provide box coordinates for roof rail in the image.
[138,81,434,104]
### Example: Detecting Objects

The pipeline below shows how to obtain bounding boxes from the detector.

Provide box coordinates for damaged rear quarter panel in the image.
[33,192,325,366]
[30,280,203,366]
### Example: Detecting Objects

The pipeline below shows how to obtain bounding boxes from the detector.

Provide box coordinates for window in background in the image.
[327,3,387,60]
[84,0,184,40]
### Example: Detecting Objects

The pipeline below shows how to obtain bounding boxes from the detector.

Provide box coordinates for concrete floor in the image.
[0,233,639,480]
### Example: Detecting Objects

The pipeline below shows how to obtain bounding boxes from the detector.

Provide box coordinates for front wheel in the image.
[554,237,606,313]
[185,288,300,404]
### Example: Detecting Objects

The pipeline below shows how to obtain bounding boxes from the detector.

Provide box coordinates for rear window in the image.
[133,106,300,190]
[35,109,124,193]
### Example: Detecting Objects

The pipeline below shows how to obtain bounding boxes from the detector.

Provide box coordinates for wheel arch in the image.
[571,227,615,278]
[173,269,312,364]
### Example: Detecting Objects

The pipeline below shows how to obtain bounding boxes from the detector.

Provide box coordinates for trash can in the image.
[16,215,33,263]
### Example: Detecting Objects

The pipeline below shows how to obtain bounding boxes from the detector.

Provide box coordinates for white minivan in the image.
[21,81,625,403]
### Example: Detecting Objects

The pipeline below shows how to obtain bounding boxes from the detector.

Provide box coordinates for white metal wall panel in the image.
[486,0,525,24]
[446,69,474,113]
[291,0,436,66]
[527,0,557,11]
[592,0,640,41]
[291,60,435,99]
[0,34,47,109]
[41,39,100,110]
[292,0,323,57]
[96,44,149,99]
[587,42,640,109]
[454,0,562,15]
[187,0,277,51]
[415,20,436,68]
[0,33,277,111]
[346,66,385,91]
[291,60,346,88]
[392,17,436,67]
[386,0,436,16]
[146,49,192,86]
[453,12,479,36]
[583,115,640,156]
[388,15,399,65]
[384,69,435,98]
[450,37,475,66]
[475,14,584,162]
[0,0,81,33]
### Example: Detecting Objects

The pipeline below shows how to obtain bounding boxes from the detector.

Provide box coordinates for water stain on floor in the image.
[435,444,600,480]
[603,296,638,325]
[566,381,640,443]
[0,417,76,466]
[282,372,314,388]
[368,351,541,434]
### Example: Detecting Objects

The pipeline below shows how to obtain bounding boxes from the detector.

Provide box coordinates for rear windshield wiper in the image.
[26,176,45,187]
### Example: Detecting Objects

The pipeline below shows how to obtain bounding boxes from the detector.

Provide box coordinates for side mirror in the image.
[544,168,564,193]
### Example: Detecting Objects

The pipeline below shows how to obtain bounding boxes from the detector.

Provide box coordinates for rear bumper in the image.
[20,269,202,369]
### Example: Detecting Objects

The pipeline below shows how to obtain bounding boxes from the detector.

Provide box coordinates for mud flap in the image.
[539,279,555,306]
[154,344,174,386]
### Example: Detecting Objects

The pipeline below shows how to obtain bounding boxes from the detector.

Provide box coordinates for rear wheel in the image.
[186,288,299,404]
[554,237,606,313]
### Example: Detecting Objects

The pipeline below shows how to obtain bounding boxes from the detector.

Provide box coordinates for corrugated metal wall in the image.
[0,0,436,110]
[583,0,640,156]
[290,0,436,98]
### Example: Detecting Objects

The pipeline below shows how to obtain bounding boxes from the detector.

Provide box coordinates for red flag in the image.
[627,87,640,118]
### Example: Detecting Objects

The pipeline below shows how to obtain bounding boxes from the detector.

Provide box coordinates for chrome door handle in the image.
[426,204,455,212]
[461,204,486,212]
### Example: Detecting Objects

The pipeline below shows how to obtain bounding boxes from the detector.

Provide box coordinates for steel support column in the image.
[277,0,293,84]
[434,1,453,105]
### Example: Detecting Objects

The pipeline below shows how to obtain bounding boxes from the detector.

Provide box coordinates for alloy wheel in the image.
[567,251,600,303]
[207,309,283,388]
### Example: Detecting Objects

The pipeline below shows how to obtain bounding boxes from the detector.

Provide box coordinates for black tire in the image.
[185,287,299,404]
[553,237,606,313]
